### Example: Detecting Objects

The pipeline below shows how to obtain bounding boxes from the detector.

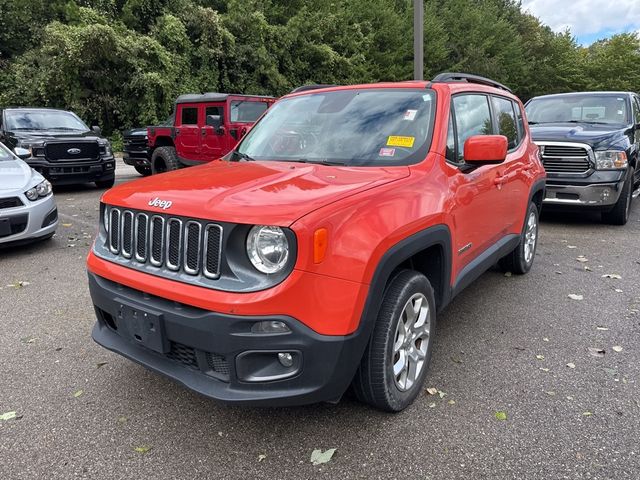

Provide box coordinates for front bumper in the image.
[543,170,627,208]
[27,156,116,185]
[0,193,58,245]
[88,272,368,406]
[123,152,150,167]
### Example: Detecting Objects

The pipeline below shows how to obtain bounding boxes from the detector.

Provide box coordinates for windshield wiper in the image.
[44,127,85,131]
[230,150,255,162]
[566,120,613,125]
[287,158,348,166]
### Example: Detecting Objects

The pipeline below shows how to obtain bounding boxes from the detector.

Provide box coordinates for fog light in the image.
[251,320,290,334]
[602,188,611,200]
[278,352,294,367]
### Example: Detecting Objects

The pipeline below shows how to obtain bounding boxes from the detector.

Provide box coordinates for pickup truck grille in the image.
[540,144,591,174]
[45,141,100,161]
[106,206,222,279]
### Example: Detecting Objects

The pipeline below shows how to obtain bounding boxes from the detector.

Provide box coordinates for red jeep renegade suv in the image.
[87,73,545,412]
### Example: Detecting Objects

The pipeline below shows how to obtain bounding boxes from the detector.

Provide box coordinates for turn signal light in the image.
[313,228,328,264]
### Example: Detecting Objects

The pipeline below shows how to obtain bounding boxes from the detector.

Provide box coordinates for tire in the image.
[134,165,152,176]
[602,167,634,226]
[95,177,115,189]
[352,270,436,412]
[151,146,181,174]
[499,202,539,275]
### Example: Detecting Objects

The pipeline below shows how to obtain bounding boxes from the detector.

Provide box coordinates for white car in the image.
[0,143,58,246]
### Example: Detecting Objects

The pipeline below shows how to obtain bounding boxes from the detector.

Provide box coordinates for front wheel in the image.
[499,202,539,274]
[151,146,181,174]
[352,270,436,412]
[602,167,633,225]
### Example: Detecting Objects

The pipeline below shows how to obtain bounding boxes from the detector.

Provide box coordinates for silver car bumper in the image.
[542,182,623,207]
[0,193,58,245]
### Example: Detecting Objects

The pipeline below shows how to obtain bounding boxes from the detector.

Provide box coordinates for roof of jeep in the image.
[175,93,275,104]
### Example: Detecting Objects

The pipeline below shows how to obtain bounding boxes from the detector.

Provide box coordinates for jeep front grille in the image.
[539,143,592,174]
[106,206,222,279]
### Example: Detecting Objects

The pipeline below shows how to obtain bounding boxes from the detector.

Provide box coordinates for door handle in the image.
[201,128,207,136]
[494,176,508,186]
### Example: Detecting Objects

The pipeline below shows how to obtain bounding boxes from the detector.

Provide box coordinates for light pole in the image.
[413,0,424,80]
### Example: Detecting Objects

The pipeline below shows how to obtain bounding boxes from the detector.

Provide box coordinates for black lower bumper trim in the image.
[88,272,368,406]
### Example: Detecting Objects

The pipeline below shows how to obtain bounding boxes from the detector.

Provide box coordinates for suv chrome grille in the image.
[539,144,591,174]
[105,206,222,279]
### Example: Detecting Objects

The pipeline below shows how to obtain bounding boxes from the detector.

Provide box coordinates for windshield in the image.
[5,110,89,131]
[0,143,16,161]
[236,89,435,166]
[526,94,630,125]
[230,101,269,123]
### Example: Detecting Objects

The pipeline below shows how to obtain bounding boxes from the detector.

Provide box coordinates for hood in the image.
[9,130,104,144]
[102,160,410,225]
[123,127,147,137]
[529,122,629,150]
[0,159,39,192]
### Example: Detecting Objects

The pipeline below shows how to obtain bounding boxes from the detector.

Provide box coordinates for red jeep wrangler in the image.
[88,74,545,412]
[147,93,275,173]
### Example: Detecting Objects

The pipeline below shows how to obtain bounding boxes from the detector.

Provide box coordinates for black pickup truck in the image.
[0,107,115,188]
[526,92,640,224]
[122,115,173,176]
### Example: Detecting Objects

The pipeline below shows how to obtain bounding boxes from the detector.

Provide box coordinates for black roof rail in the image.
[431,72,512,93]
[290,84,338,94]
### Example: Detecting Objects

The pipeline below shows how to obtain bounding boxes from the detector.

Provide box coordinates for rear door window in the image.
[180,107,198,125]
[452,94,493,162]
[491,96,518,149]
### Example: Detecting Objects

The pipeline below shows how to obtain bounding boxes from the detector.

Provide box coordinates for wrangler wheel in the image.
[352,270,435,412]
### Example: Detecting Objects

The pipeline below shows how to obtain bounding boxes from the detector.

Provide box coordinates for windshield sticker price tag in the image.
[379,148,396,157]
[403,109,418,121]
[387,136,415,148]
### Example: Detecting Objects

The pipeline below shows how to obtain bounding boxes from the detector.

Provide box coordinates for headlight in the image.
[103,205,110,234]
[25,180,52,201]
[595,151,627,170]
[100,142,113,156]
[246,225,289,274]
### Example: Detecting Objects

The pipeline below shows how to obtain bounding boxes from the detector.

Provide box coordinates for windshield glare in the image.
[237,89,435,166]
[5,110,89,131]
[526,95,629,125]
[0,143,15,161]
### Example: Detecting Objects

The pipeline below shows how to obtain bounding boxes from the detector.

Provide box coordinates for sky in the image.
[521,0,640,45]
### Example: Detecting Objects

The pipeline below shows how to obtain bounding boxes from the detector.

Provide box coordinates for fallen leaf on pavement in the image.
[96,362,108,368]
[588,348,605,357]
[612,346,623,353]
[258,454,267,462]
[428,403,436,408]
[567,245,577,249]
[311,448,336,466]
[539,367,550,372]
[438,390,447,398]
[426,387,438,395]
[20,336,36,344]
[448,400,456,405]
[602,273,622,279]
[584,266,592,272]
[567,363,576,369]
[504,272,512,277]
[596,326,609,331]
[62,223,73,227]
[582,412,592,417]
[568,294,584,301]
[73,390,83,398]
[543,337,549,342]
[0,411,17,421]
[536,355,545,360]
[576,256,588,263]
[545,391,556,396]
[134,446,151,454]
[495,411,507,421]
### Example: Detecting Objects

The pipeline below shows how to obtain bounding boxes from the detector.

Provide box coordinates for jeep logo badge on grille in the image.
[148,197,173,210]
[67,148,82,155]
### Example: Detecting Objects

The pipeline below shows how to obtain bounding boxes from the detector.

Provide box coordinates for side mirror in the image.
[463,135,508,166]
[92,125,102,135]
[14,147,30,160]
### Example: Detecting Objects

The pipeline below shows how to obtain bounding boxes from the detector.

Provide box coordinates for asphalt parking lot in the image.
[1,160,639,479]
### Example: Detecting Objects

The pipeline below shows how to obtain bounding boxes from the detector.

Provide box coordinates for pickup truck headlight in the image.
[595,151,628,170]
[25,180,52,201]
[100,142,113,156]
[246,225,289,274]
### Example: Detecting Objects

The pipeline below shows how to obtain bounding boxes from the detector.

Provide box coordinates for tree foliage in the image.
[0,0,637,136]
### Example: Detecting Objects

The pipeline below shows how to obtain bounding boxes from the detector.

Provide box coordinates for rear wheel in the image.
[151,146,181,174]
[499,202,539,274]
[602,167,633,225]
[352,270,435,412]
[134,165,152,176]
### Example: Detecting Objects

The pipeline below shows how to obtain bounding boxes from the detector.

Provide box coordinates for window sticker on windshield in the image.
[379,148,396,157]
[403,110,418,121]
[387,136,415,148]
